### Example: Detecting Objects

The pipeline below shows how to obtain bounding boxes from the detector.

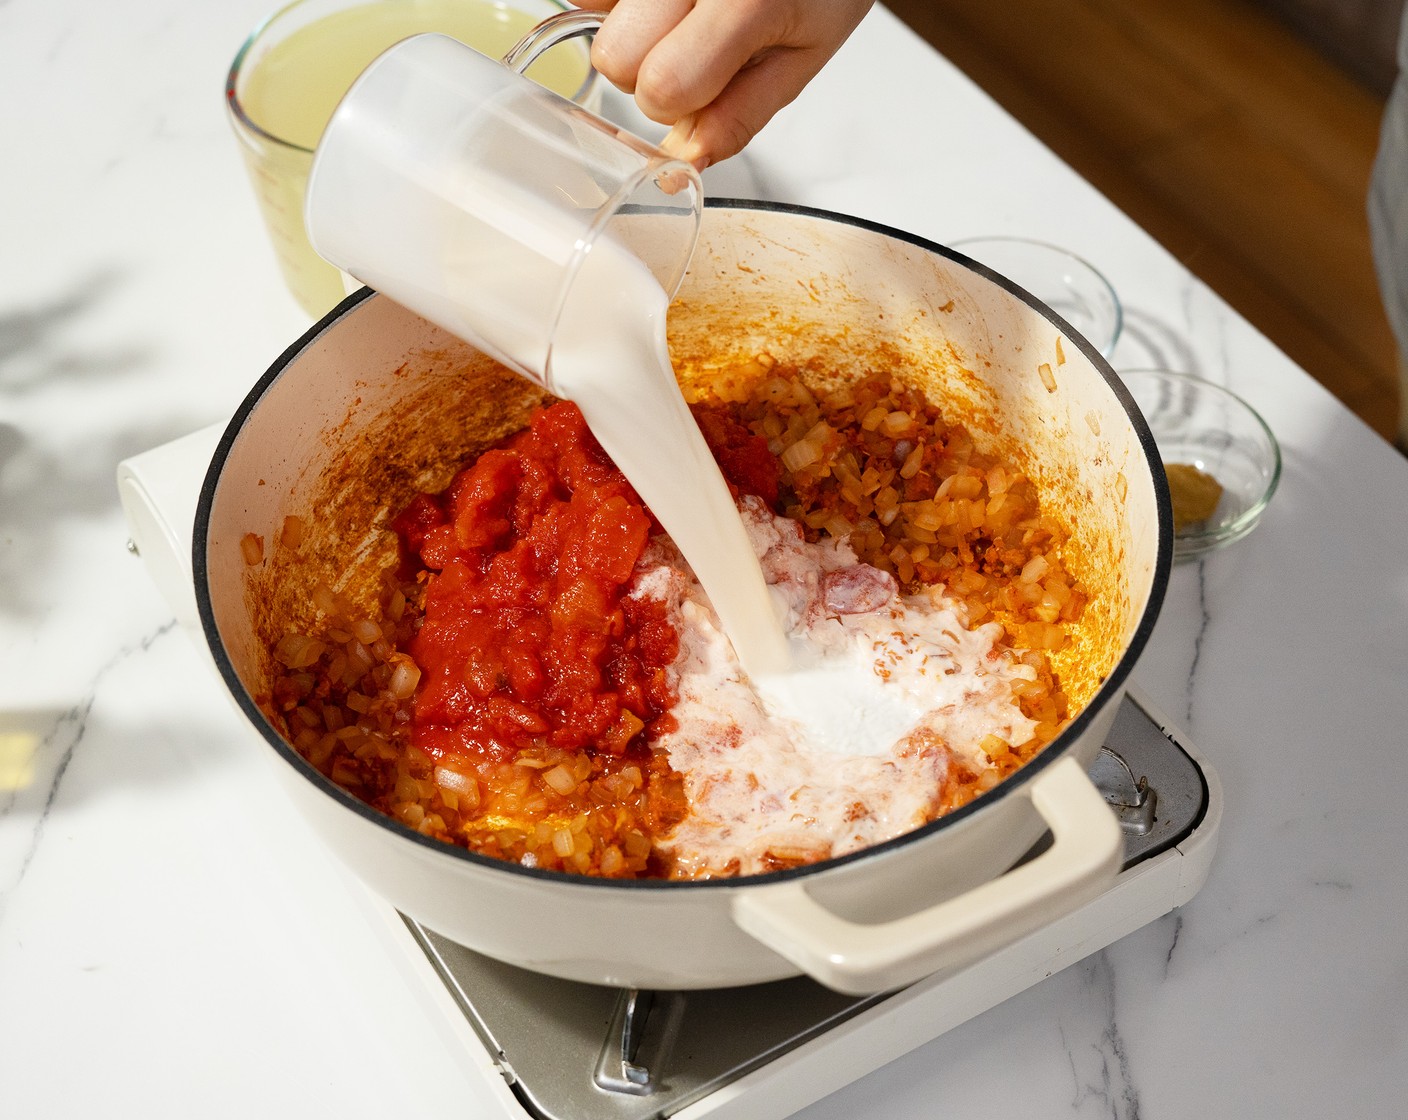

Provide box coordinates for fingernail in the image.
[661,118,693,156]
[660,116,710,174]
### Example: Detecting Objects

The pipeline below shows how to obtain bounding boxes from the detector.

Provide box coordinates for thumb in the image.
[660,45,829,169]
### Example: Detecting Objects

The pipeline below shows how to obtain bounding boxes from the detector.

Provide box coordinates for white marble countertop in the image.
[4,2,1408,1116]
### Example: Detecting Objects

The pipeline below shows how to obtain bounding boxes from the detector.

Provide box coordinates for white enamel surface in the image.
[197,211,1148,991]
[5,2,1408,1117]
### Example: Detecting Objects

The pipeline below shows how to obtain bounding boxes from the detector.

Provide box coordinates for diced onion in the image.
[434,766,475,794]
[240,533,264,566]
[386,657,421,700]
[279,515,306,550]
[1020,555,1050,583]
[542,764,579,795]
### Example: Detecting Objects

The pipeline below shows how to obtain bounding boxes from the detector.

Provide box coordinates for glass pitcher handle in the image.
[501,8,605,73]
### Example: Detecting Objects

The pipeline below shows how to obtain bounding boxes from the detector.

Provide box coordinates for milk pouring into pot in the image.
[303,27,1047,784]
[436,193,1029,771]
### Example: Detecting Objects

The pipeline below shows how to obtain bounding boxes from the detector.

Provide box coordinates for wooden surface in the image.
[1248,0,1406,94]
[887,0,1400,440]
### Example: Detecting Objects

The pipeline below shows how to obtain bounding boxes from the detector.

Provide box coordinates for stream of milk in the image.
[549,239,936,755]
[435,187,791,676]
[549,237,794,677]
[424,145,951,751]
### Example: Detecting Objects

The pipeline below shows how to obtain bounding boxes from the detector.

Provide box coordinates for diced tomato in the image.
[691,403,782,506]
[397,402,677,764]
[389,492,446,563]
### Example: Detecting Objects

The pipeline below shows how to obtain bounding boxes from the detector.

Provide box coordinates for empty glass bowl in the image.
[951,236,1123,357]
[1120,369,1281,561]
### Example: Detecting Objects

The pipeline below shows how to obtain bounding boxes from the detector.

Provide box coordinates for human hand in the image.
[574,0,874,170]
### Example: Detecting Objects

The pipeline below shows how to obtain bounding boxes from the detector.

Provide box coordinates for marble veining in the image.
[0,699,91,910]
[1183,560,1212,728]
[1162,913,1184,974]
[1060,954,1142,1120]
[0,620,177,920]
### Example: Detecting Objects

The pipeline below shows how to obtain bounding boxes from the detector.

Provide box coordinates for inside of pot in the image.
[666,210,1159,712]
[201,206,1164,876]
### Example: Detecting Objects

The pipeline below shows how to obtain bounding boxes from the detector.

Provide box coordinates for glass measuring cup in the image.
[304,11,703,392]
[951,237,1123,359]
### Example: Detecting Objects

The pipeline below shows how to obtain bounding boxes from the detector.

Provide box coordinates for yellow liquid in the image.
[233,0,593,317]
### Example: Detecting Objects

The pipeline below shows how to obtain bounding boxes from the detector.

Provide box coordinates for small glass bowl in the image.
[951,236,1123,357]
[1120,369,1281,562]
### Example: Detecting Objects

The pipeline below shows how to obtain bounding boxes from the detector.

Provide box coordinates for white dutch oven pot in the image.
[195,202,1171,994]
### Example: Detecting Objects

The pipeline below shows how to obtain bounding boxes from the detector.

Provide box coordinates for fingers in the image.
[658,44,821,169]
[622,0,782,123]
[587,0,874,167]
[588,0,697,96]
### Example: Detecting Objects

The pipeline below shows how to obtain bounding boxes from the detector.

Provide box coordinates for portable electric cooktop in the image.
[119,426,1222,1120]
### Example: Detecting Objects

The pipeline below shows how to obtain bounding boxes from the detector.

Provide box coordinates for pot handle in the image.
[732,755,1123,995]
